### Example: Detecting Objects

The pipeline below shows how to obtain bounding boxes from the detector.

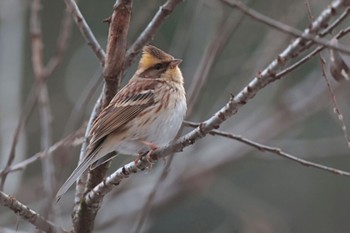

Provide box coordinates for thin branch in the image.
[320,57,350,147]
[30,0,56,220]
[63,70,102,134]
[83,0,350,204]
[276,26,350,78]
[0,0,75,191]
[0,126,84,175]
[187,9,245,115]
[63,0,106,64]
[183,121,350,176]
[221,0,350,55]
[280,7,350,73]
[124,0,183,70]
[0,191,67,233]
[0,86,38,190]
[45,9,73,76]
[319,8,350,37]
[72,1,132,232]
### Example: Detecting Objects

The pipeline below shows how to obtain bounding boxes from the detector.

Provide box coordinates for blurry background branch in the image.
[63,0,106,64]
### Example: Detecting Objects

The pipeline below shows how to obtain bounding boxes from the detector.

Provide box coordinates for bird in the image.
[56,45,187,201]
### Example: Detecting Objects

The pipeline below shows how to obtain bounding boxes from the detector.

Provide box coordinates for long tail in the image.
[55,154,95,202]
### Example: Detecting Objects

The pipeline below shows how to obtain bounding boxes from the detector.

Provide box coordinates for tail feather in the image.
[91,151,117,170]
[55,154,95,202]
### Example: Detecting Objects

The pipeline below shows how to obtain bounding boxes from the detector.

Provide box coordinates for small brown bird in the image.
[56,45,187,200]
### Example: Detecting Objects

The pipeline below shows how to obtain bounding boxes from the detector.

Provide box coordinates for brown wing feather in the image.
[86,78,158,156]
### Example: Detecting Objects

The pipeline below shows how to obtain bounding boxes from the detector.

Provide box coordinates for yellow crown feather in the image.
[139,45,173,69]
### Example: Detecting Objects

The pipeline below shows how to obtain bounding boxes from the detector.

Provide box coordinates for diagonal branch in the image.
[0,190,67,233]
[45,8,73,76]
[187,9,245,115]
[0,86,38,190]
[221,0,350,55]
[276,26,350,79]
[63,0,106,64]
[0,126,84,176]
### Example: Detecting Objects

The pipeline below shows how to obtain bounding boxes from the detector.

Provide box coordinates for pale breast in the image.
[116,87,186,155]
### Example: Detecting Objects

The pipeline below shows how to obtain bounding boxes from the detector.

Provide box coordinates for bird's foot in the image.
[134,140,158,169]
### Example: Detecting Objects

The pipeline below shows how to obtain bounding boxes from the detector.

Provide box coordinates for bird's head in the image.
[137,45,183,83]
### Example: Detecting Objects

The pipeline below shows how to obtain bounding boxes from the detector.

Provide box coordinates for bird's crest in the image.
[139,45,173,69]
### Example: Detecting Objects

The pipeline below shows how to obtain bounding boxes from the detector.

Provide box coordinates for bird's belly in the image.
[117,96,186,155]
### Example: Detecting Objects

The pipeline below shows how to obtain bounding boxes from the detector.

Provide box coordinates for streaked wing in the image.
[86,79,157,155]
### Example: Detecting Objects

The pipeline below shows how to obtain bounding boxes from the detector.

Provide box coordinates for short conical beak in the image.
[170,59,182,67]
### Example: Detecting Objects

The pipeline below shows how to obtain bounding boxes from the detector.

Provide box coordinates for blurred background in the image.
[1,0,350,232]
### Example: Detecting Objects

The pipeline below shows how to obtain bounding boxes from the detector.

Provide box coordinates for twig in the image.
[187,10,245,115]
[276,26,350,79]
[30,0,56,220]
[0,86,38,190]
[303,2,350,147]
[72,1,132,232]
[45,9,73,76]
[320,57,350,147]
[292,7,350,61]
[183,121,350,176]
[63,0,106,64]
[124,0,183,70]
[221,0,350,55]
[63,70,102,134]
[83,0,350,204]
[0,190,67,233]
[0,126,84,176]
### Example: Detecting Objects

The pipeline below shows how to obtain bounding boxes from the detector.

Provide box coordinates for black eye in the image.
[154,63,162,70]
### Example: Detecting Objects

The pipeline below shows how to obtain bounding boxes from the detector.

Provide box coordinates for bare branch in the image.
[276,26,350,78]
[184,121,350,176]
[45,9,73,76]
[0,126,84,175]
[30,0,57,220]
[187,10,245,115]
[0,86,38,190]
[63,0,106,64]
[0,191,67,233]
[320,57,350,147]
[221,0,350,55]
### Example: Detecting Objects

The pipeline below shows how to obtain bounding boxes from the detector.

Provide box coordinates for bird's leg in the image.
[134,140,158,166]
